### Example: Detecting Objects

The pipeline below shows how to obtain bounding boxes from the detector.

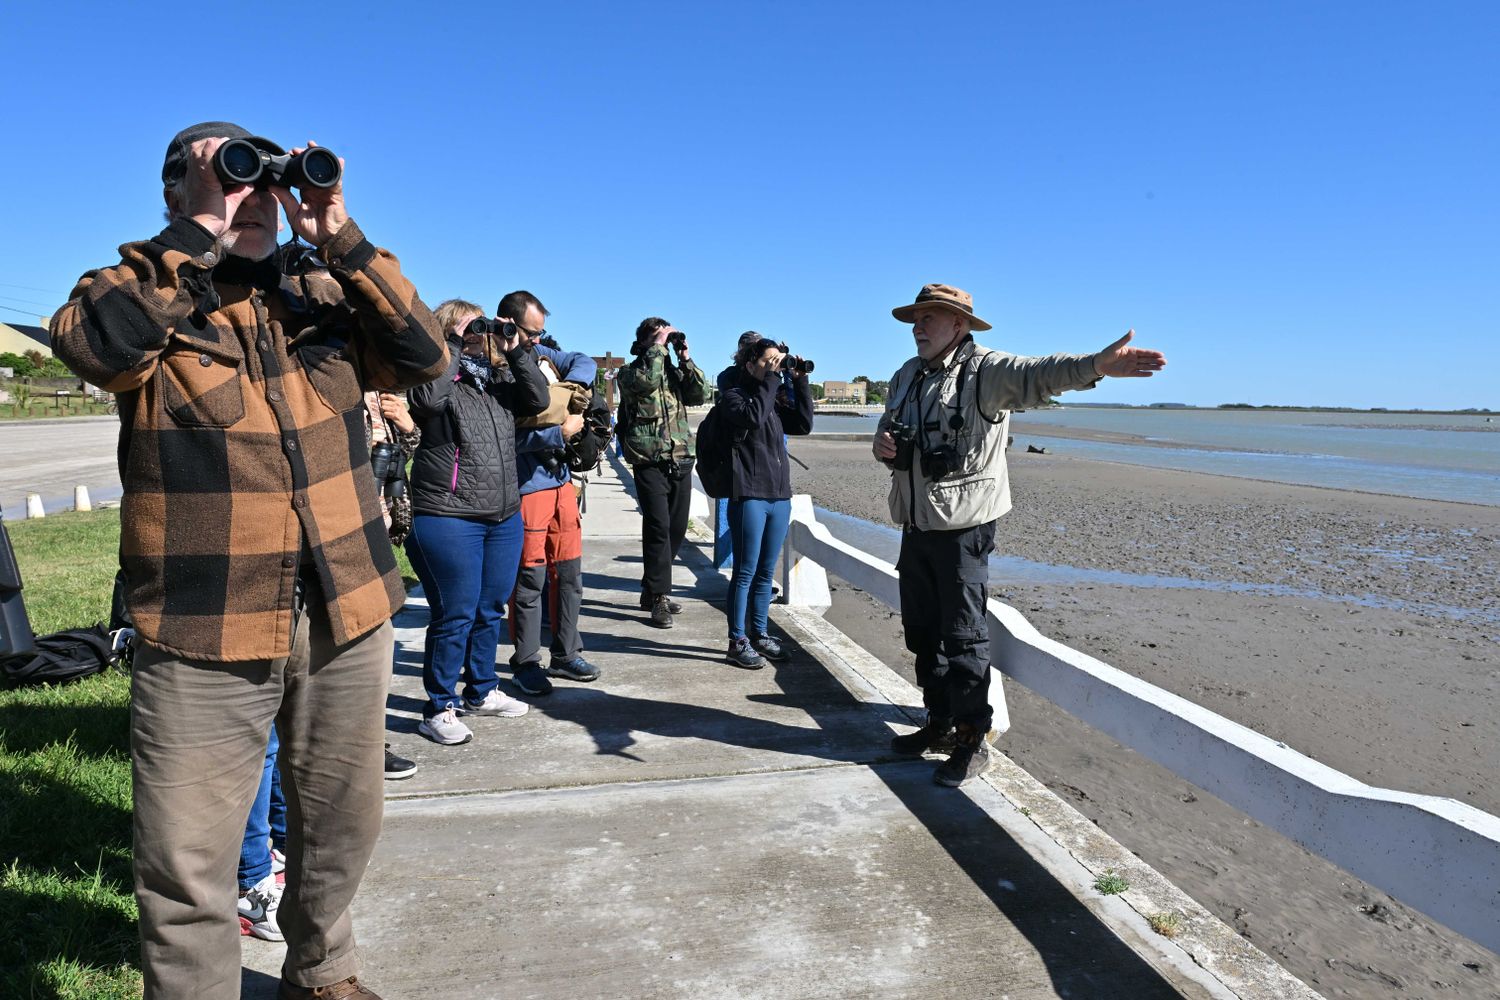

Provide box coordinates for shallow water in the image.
[812,506,1499,626]
[806,408,1500,506]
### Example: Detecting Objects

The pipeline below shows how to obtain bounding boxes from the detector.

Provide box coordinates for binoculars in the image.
[466,318,519,339]
[213,139,342,190]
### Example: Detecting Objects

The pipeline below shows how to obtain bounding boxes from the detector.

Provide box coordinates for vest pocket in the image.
[161,339,245,428]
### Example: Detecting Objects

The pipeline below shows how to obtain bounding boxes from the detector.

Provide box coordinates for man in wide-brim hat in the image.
[875,283,1166,787]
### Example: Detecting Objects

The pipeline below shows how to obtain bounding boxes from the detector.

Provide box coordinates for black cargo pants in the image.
[896,519,996,728]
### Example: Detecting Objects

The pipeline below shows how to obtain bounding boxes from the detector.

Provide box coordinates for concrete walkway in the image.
[241,458,1302,999]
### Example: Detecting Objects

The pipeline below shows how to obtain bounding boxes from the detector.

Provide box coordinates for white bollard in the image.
[74,485,92,512]
[25,493,45,519]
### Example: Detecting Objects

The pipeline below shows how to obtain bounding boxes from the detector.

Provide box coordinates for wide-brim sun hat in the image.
[891,283,992,332]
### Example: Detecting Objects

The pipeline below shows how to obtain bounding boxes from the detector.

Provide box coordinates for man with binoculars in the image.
[617,317,711,627]
[874,284,1166,788]
[50,121,447,999]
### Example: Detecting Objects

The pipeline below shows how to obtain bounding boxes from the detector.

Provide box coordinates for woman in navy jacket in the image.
[716,335,815,668]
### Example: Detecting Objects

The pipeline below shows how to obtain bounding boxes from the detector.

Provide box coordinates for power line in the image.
[0,293,56,310]
[0,303,49,319]
[0,281,67,296]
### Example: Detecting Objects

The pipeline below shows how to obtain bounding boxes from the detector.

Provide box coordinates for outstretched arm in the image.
[1091,330,1167,378]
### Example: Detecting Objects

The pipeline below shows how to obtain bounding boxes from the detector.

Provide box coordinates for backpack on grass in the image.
[0,624,118,687]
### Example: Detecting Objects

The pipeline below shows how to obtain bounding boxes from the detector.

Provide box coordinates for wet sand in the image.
[787,436,1500,999]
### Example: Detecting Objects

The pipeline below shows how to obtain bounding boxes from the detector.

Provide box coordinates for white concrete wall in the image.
[782,502,1500,956]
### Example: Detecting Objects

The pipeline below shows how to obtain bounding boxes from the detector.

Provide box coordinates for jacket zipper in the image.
[451,446,461,492]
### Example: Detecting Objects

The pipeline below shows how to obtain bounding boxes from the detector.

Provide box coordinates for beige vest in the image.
[881,341,1102,530]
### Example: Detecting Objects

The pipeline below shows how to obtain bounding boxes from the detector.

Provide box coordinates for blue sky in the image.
[4,1,1495,409]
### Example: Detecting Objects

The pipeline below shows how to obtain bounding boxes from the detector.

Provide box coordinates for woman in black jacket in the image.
[405,298,550,745]
[716,334,815,668]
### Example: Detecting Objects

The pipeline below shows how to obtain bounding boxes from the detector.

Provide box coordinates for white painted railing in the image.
[779,496,1500,956]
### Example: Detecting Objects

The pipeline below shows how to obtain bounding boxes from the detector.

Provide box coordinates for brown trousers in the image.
[130,601,392,999]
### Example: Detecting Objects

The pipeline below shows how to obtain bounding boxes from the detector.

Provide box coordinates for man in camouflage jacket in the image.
[616,317,710,626]
[51,122,446,1000]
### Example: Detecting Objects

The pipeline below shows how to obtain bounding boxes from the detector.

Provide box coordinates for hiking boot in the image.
[750,635,788,662]
[277,976,383,999]
[418,707,473,746]
[462,688,530,717]
[726,636,766,670]
[238,873,284,942]
[512,662,554,696]
[648,594,675,629]
[890,715,956,756]
[548,655,601,682]
[383,744,418,780]
[640,591,682,615]
[933,722,994,787]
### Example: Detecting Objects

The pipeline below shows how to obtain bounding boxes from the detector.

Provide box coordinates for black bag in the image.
[0,624,116,687]
[566,390,614,473]
[694,401,738,498]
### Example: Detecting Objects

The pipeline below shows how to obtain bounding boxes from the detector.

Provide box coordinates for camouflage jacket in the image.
[616,344,711,466]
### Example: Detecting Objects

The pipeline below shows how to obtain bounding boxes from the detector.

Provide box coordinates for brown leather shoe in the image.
[278,976,383,999]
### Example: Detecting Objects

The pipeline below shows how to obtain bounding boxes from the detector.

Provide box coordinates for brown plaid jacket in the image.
[51,217,448,661]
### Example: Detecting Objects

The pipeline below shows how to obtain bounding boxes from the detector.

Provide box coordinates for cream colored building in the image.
[0,321,52,359]
[821,379,867,404]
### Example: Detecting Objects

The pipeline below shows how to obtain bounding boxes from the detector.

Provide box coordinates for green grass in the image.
[0,508,415,998]
[1,510,140,998]
[1094,869,1131,896]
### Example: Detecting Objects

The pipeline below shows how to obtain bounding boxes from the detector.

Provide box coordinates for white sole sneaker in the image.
[418,713,474,745]
[459,692,529,718]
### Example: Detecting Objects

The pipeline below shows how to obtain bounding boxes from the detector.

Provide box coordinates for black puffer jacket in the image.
[408,339,550,520]
[718,365,815,500]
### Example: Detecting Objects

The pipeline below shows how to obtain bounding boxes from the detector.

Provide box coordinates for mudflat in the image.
[787,434,1500,1000]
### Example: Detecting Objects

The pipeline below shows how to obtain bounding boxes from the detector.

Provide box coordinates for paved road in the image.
[2,417,122,518]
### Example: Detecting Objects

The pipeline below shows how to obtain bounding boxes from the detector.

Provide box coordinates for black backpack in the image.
[0,624,117,687]
[566,390,614,473]
[694,402,740,498]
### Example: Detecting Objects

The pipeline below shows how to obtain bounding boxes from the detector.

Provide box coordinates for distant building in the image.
[0,321,52,358]
[822,379,867,404]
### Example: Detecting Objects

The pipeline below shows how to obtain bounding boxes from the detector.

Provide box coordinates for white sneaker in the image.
[238,873,284,942]
[460,688,529,718]
[418,707,474,745]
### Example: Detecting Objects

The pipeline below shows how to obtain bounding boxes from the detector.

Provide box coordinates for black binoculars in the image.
[466,318,519,339]
[213,139,342,190]
[887,418,918,472]
[769,341,814,376]
[369,441,407,502]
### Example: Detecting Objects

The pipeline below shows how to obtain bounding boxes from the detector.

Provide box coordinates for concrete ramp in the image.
[242,460,1310,999]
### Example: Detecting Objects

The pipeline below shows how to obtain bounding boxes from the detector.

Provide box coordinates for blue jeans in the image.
[727,497,790,640]
[406,512,524,717]
[237,724,278,891]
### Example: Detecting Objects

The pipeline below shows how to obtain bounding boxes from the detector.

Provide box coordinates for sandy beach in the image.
[787,433,1500,999]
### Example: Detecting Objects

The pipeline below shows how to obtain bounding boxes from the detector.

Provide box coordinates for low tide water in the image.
[807,407,1499,506]
[811,507,1498,626]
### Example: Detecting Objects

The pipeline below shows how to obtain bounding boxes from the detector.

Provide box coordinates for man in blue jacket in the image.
[502,291,600,694]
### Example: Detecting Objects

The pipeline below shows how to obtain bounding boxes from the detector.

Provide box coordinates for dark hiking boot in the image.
[547,656,601,682]
[934,722,994,787]
[278,976,383,999]
[641,591,683,615]
[648,594,675,628]
[726,636,766,670]
[890,715,956,756]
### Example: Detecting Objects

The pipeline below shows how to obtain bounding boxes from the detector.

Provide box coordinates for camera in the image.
[369,441,407,502]
[213,139,342,190]
[466,318,518,339]
[886,418,918,472]
[772,342,815,376]
[919,443,960,481]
